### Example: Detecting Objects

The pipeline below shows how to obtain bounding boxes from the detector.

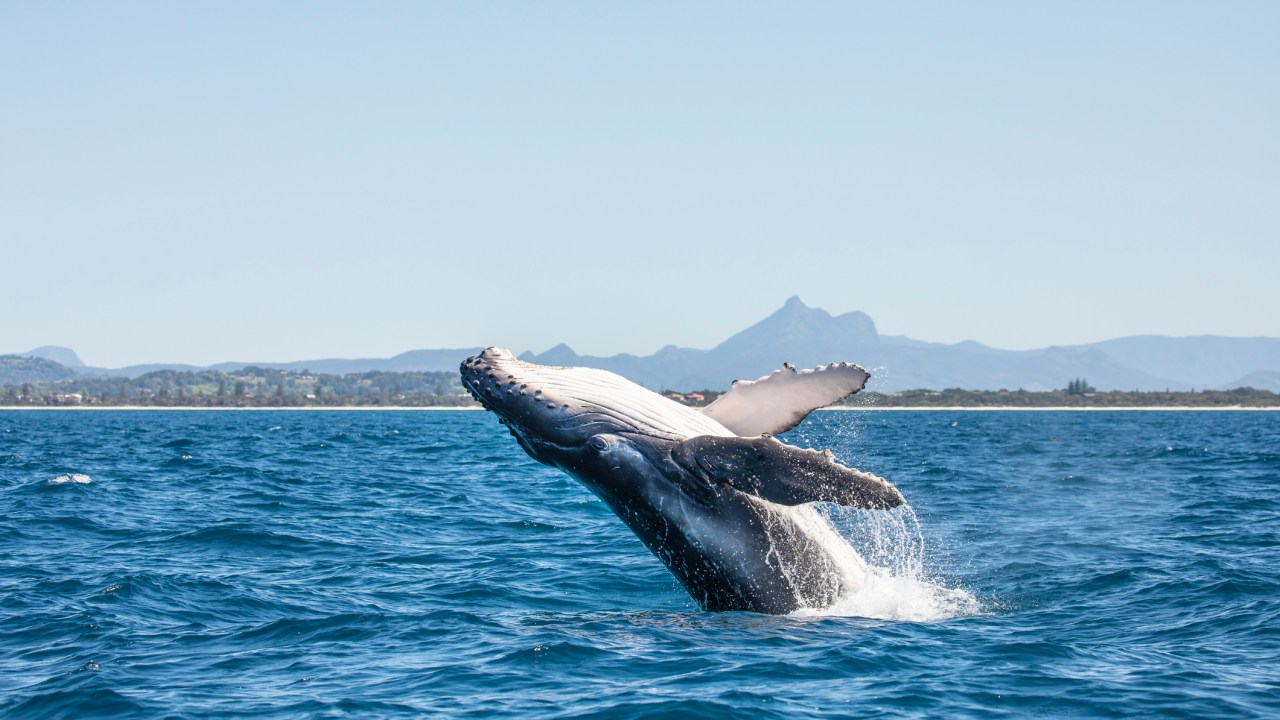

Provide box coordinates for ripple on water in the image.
[46,473,93,484]
[0,409,1277,719]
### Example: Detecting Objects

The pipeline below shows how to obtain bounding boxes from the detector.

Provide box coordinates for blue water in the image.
[1,409,1278,718]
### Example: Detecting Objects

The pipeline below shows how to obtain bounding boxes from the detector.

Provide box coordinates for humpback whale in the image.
[460,348,904,614]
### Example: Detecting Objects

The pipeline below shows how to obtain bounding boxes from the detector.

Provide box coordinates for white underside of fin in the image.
[700,362,870,437]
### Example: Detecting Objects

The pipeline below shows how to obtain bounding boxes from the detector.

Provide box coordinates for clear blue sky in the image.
[3,2,1277,368]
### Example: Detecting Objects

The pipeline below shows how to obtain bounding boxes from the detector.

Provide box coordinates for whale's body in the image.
[460,348,904,614]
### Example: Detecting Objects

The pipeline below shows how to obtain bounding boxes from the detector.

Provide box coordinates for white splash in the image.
[789,504,980,622]
[48,473,93,484]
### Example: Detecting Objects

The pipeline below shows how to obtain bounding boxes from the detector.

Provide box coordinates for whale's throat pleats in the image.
[517,364,734,440]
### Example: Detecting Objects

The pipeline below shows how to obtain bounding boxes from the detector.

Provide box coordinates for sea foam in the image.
[47,473,93,484]
[790,504,980,622]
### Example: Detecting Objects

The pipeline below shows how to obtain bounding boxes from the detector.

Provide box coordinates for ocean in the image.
[1,409,1277,718]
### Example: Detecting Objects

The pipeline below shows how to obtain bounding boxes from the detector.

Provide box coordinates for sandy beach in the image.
[824,405,1280,412]
[2,405,1276,412]
[0,405,486,411]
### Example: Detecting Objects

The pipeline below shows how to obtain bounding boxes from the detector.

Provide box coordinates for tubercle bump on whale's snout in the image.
[459,353,493,408]
[460,349,571,420]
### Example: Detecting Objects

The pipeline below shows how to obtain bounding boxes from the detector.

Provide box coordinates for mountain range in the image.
[9,297,1280,392]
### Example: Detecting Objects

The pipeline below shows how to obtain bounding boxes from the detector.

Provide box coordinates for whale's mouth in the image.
[460,348,570,419]
[460,348,590,461]
[459,347,510,406]
[459,366,496,410]
[460,349,526,412]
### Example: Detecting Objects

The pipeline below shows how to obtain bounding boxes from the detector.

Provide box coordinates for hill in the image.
[0,355,79,385]
[520,297,1189,392]
[1218,370,1280,393]
[22,346,85,368]
[1080,336,1280,390]
[11,299,1280,392]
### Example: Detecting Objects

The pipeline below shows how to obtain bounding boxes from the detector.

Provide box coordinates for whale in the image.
[460,348,905,614]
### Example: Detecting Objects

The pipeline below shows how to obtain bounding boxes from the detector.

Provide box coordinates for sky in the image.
[3,2,1278,368]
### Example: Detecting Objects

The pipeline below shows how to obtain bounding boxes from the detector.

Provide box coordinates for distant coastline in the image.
[4,386,1279,410]
[9,297,1280,398]
[3,405,1277,412]
[0,405,484,411]
[4,350,1278,410]
[834,405,1280,412]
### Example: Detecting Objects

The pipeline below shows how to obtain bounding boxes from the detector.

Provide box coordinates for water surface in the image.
[1,410,1277,718]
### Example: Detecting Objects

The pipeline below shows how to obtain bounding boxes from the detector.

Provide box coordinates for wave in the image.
[789,505,982,622]
[47,473,92,484]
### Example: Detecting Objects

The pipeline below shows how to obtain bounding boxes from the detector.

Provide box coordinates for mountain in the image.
[16,348,487,380]
[110,363,207,378]
[519,297,888,389]
[1080,336,1280,390]
[204,348,483,376]
[22,346,85,368]
[1,355,79,385]
[520,296,1188,392]
[10,300,1280,392]
[1218,370,1280,393]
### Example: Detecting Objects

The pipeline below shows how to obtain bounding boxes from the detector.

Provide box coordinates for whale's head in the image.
[460,348,732,468]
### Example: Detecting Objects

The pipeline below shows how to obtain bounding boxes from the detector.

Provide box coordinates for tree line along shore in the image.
[0,366,475,408]
[1,364,1278,408]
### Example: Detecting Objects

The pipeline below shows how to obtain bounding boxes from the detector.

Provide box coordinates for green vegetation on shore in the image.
[0,366,474,407]
[666,387,1280,408]
[849,387,1280,408]
[2,364,1278,408]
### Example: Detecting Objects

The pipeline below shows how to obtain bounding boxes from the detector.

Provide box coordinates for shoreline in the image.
[0,405,485,411]
[1,405,1277,412]
[827,406,1280,411]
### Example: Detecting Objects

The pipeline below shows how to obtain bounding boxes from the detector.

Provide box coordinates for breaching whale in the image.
[460,348,904,614]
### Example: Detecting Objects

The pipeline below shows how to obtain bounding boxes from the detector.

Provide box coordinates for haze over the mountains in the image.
[11,298,1280,393]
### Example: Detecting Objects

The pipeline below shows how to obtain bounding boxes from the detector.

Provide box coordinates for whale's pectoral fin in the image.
[699,362,870,437]
[671,435,903,509]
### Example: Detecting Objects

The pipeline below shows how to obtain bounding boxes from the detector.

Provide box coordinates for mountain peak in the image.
[522,343,580,366]
[712,298,878,363]
[767,296,830,324]
[24,346,85,368]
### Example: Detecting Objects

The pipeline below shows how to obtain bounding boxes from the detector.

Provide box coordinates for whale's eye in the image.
[588,435,616,453]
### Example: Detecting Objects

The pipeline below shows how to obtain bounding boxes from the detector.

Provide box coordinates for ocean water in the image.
[1,409,1277,718]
